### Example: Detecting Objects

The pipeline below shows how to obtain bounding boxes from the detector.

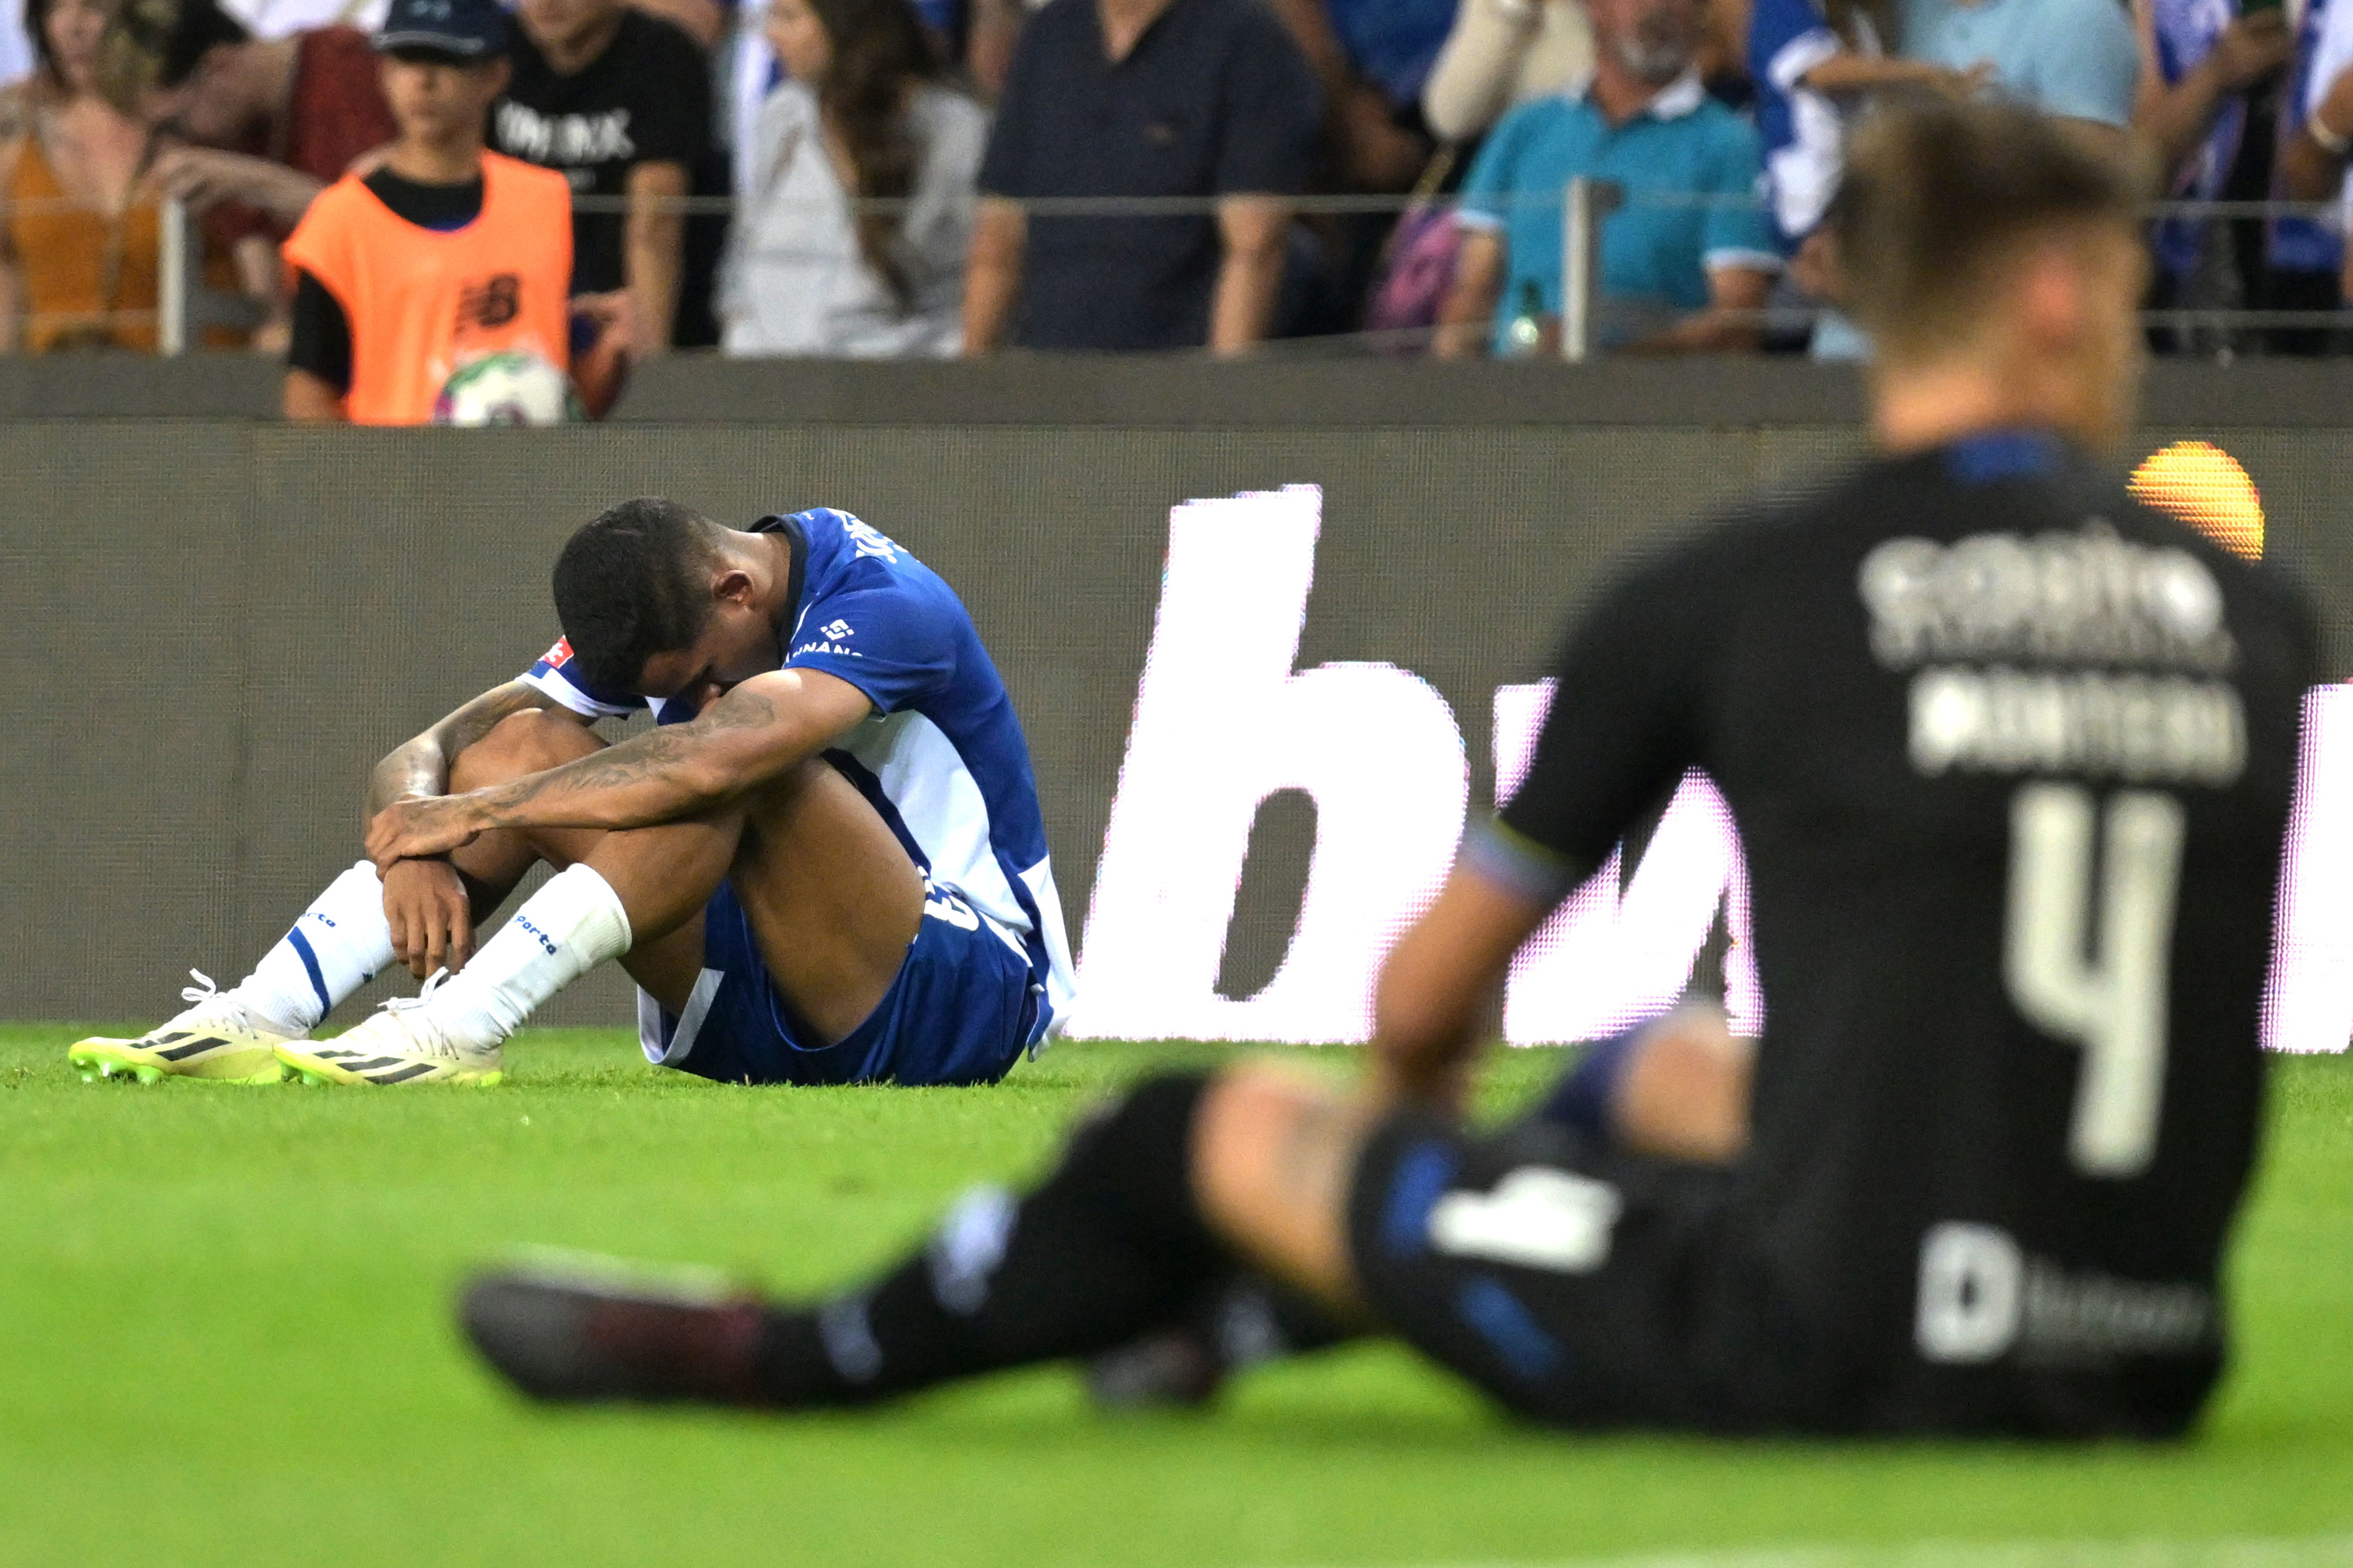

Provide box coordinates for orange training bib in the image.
[282,151,574,426]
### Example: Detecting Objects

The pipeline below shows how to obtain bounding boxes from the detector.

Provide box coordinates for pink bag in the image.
[1362,147,1462,351]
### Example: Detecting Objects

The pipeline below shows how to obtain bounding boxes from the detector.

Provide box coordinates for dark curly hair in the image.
[552,498,723,696]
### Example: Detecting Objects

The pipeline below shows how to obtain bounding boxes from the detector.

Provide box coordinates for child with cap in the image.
[281,0,630,425]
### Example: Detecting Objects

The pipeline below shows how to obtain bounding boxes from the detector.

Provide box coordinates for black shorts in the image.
[1345,1109,1805,1430]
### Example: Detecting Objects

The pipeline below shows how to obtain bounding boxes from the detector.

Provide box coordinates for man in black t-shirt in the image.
[490,0,712,351]
[965,0,1319,353]
[454,101,2322,1442]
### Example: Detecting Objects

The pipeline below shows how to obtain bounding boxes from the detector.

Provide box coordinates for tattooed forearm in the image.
[484,730,700,811]
[463,686,791,831]
[704,690,777,732]
[365,683,565,822]
[443,685,558,758]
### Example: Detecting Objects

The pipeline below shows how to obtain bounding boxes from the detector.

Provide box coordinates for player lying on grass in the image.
[70,499,1075,1087]
[459,99,2322,1439]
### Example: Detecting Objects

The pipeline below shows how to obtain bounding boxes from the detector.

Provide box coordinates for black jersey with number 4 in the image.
[1493,433,2319,1434]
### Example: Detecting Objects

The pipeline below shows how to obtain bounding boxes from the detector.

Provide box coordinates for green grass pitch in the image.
[4,1025,2351,1568]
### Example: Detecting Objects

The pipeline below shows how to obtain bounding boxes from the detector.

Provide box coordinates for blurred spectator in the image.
[1828,0,2129,360]
[1698,0,1745,90]
[1751,0,1978,251]
[0,0,152,349]
[965,0,1318,353]
[1748,0,1978,356]
[106,0,395,227]
[1434,0,1777,355]
[0,0,36,84]
[2274,0,2353,336]
[719,0,982,355]
[93,0,396,349]
[0,0,261,348]
[1898,0,2137,139]
[627,0,727,349]
[490,0,711,352]
[282,0,625,422]
[965,0,1034,96]
[1265,0,1442,192]
[634,0,727,45]
[1265,0,1445,341]
[216,0,387,33]
[724,4,780,156]
[2132,0,2288,349]
[1421,0,1593,142]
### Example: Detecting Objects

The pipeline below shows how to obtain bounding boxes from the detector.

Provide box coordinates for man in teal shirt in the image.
[1434,0,1778,355]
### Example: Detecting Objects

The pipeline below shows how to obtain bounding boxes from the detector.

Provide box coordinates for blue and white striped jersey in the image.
[1748,0,1871,249]
[521,508,1077,1044]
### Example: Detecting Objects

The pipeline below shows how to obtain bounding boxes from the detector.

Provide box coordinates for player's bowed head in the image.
[550,498,796,715]
[1827,98,2154,461]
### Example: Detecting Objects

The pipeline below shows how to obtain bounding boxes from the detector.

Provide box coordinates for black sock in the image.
[1534,1023,1649,1145]
[754,1072,1229,1406]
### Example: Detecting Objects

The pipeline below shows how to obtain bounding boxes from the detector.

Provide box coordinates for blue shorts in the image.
[636,878,1039,1087]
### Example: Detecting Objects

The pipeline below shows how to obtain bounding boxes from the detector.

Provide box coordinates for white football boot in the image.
[275,978,504,1087]
[68,971,293,1084]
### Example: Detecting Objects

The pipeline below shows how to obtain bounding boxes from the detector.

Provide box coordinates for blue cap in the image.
[375,0,508,58]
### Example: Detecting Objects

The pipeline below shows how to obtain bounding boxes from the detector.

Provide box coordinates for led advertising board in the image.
[1063,482,2348,1055]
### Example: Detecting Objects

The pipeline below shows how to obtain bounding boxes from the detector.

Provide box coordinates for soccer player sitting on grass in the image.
[69,499,1076,1088]
[460,99,2321,1440]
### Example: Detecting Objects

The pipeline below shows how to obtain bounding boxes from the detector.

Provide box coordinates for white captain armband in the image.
[1459,817,1585,909]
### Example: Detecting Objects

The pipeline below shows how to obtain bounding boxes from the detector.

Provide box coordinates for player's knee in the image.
[1196,1066,1335,1190]
[1617,1010,1752,1164]
[1192,1064,1369,1292]
[450,709,602,791]
[739,755,834,817]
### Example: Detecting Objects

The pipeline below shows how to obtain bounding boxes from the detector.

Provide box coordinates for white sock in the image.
[418,863,634,1051]
[232,860,397,1035]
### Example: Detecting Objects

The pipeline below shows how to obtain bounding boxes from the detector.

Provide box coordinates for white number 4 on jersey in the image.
[2005,782,2188,1179]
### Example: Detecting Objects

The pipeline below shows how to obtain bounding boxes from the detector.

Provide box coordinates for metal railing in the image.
[96,186,2353,359]
[1559,178,1622,364]
[155,196,266,355]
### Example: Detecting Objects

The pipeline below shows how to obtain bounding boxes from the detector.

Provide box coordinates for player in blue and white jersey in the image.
[1744,0,1982,358]
[71,497,1075,1089]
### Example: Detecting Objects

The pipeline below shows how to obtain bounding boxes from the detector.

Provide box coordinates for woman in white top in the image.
[720,0,985,357]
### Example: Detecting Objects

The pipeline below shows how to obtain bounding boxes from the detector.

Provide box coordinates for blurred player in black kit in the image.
[458,98,2322,1439]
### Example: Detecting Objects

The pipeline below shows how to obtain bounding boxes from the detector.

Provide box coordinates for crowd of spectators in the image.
[0,0,2350,403]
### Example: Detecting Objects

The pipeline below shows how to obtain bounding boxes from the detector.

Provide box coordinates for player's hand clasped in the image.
[368,793,488,875]
[380,856,477,979]
[372,796,489,977]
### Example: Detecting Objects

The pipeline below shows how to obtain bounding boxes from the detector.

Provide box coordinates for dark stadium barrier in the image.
[4,358,2349,1050]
